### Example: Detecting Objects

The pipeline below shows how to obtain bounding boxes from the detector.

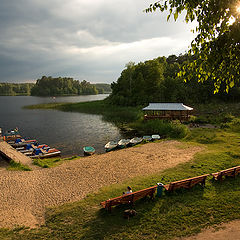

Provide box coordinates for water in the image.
[0,95,125,156]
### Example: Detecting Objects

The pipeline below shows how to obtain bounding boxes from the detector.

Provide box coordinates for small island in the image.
[0,76,111,96]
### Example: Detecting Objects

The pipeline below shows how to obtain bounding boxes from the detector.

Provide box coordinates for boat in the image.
[17,143,48,154]
[118,139,130,148]
[105,141,118,152]
[10,138,37,148]
[83,146,95,156]
[28,147,61,158]
[129,137,142,146]
[3,129,21,142]
[152,134,161,140]
[142,136,152,142]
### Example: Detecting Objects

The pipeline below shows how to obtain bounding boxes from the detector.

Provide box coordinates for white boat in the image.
[129,137,142,146]
[105,141,118,152]
[152,134,161,140]
[143,136,152,141]
[118,139,130,148]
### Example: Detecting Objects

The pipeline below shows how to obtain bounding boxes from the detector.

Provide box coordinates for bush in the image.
[130,120,189,139]
[222,118,240,133]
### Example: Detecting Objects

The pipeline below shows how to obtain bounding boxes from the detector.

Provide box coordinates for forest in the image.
[0,83,34,96]
[30,76,98,96]
[0,77,111,96]
[108,54,240,106]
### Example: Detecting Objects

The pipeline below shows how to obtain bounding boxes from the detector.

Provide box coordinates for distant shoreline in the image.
[0,92,111,97]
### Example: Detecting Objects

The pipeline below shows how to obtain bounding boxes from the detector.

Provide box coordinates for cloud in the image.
[0,0,197,83]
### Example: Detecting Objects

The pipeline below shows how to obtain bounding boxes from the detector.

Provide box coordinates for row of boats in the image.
[104,134,161,152]
[2,128,161,158]
[2,129,61,159]
[82,135,161,156]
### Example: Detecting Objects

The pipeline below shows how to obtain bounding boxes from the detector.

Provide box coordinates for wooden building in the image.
[142,103,193,121]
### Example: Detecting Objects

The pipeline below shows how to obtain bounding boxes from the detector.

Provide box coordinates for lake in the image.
[0,95,126,156]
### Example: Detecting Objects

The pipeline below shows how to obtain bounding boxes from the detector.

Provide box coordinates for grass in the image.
[1,128,240,239]
[5,101,239,238]
[24,100,143,124]
[191,102,240,124]
[33,155,79,168]
[130,119,189,138]
[7,160,32,171]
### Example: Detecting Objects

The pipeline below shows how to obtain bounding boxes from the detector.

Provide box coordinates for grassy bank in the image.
[1,127,240,239]
[33,155,79,168]
[7,160,32,171]
[25,100,142,124]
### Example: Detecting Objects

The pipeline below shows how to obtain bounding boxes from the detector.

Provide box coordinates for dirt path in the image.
[0,141,202,228]
[181,220,240,240]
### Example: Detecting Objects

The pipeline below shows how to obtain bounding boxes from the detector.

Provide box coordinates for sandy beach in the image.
[0,140,203,228]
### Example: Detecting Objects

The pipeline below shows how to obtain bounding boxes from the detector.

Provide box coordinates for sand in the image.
[0,141,202,228]
[181,220,240,240]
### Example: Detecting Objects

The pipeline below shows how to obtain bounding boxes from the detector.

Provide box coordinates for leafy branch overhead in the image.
[146,0,240,92]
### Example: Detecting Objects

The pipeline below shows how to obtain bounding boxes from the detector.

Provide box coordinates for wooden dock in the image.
[0,140,32,166]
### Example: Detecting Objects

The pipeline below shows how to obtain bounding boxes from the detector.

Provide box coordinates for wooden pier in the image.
[0,140,32,166]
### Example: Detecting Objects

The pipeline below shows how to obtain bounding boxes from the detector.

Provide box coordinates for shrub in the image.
[224,118,240,133]
[130,120,189,139]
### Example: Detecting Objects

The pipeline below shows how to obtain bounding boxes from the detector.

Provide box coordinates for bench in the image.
[164,174,209,192]
[100,186,157,212]
[212,166,240,181]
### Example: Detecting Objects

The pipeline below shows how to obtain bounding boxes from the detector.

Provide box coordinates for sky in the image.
[0,0,197,84]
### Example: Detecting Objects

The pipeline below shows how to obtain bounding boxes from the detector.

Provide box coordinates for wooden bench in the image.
[212,166,240,181]
[100,186,157,212]
[164,174,209,192]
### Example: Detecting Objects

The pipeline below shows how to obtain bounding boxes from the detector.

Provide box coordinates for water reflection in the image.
[0,95,126,156]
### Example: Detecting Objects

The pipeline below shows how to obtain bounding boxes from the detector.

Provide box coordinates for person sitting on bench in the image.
[123,186,132,195]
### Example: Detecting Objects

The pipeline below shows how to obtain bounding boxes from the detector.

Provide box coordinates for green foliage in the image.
[33,156,79,168]
[221,118,240,133]
[0,83,34,96]
[146,0,240,91]
[7,160,32,171]
[130,119,189,138]
[108,55,240,107]
[94,83,112,94]
[192,102,240,124]
[31,76,98,96]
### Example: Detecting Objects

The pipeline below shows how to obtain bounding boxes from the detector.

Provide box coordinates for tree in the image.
[146,0,240,92]
[30,76,98,96]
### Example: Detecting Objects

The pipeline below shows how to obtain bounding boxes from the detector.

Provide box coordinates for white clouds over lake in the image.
[0,0,196,83]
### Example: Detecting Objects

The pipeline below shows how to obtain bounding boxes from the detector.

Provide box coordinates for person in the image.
[123,186,132,195]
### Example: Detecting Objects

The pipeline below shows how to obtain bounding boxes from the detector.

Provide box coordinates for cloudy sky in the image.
[0,0,196,84]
